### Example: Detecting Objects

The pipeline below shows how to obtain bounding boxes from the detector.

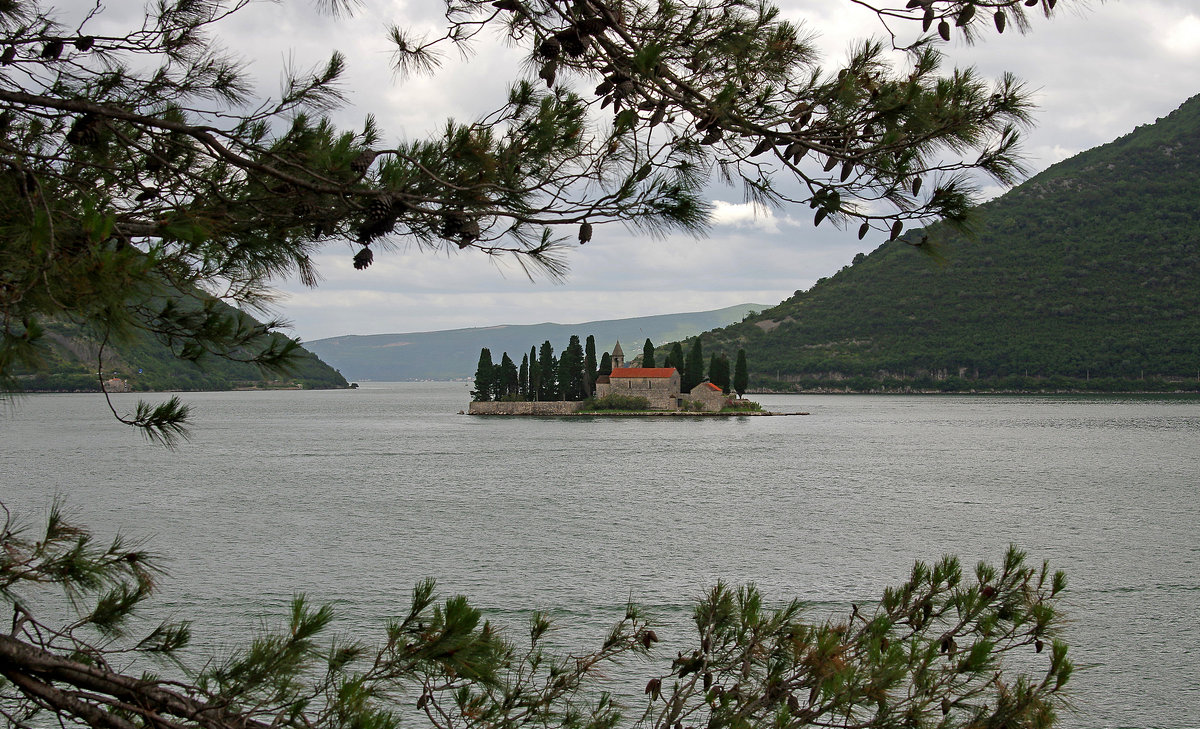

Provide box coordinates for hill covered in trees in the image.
[11,304,348,393]
[696,93,1200,392]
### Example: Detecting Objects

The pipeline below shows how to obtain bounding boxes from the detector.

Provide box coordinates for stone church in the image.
[594,341,729,411]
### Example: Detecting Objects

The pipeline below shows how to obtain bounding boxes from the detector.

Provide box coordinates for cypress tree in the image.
[683,338,704,391]
[710,354,731,394]
[471,348,495,401]
[598,352,613,377]
[558,335,586,400]
[538,340,557,401]
[498,353,519,400]
[669,342,685,375]
[734,348,749,397]
[584,335,598,396]
[519,354,529,398]
[642,338,656,368]
[529,345,541,401]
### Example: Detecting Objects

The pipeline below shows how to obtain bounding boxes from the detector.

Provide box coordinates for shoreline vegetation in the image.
[12,380,349,394]
[750,376,1200,395]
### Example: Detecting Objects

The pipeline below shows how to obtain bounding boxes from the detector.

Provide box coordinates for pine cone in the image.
[457,218,481,247]
[365,195,393,222]
[40,39,64,59]
[576,17,609,35]
[357,197,397,243]
[537,37,561,60]
[0,46,15,65]
[538,61,556,87]
[353,246,374,270]
[351,149,376,177]
[554,29,587,57]
[74,36,95,51]
[66,113,102,147]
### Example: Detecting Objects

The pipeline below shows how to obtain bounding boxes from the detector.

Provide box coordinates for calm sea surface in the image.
[2,383,1198,728]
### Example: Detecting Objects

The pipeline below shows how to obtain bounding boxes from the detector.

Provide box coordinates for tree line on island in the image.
[471,335,748,402]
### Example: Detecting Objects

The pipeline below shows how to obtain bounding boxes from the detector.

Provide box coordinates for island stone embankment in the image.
[468,401,583,415]
[466,402,805,416]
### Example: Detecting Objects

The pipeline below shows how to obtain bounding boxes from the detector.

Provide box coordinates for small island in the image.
[468,338,789,416]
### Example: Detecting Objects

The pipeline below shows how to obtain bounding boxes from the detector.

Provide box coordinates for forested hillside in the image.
[697,94,1200,392]
[12,309,348,393]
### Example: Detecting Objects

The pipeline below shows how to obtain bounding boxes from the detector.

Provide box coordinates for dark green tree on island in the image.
[667,342,686,379]
[497,352,520,399]
[734,348,750,397]
[538,341,558,400]
[558,335,588,400]
[585,335,599,394]
[683,337,705,391]
[472,348,496,401]
[709,353,731,393]
[598,351,613,377]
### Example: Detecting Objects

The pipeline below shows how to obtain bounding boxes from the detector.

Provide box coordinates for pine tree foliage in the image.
[1,0,1079,437]
[0,504,1074,729]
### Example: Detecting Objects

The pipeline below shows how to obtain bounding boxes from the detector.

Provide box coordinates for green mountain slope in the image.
[307,304,767,380]
[700,94,1200,392]
[13,309,348,393]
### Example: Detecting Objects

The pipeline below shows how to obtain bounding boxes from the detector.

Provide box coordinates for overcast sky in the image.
[89,0,1200,340]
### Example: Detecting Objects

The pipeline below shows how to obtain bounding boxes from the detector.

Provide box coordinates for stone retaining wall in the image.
[468,401,584,415]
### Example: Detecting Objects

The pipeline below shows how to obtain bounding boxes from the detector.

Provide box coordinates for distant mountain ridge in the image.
[306,304,766,380]
[695,93,1200,391]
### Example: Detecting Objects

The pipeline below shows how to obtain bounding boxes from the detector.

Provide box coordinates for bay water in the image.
[2,383,1197,727]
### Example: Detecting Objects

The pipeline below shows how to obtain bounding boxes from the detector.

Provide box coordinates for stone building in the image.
[589,340,733,411]
[687,381,730,411]
[596,366,682,410]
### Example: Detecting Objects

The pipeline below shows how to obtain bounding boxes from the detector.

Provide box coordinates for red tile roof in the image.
[609,367,677,379]
[701,382,721,391]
